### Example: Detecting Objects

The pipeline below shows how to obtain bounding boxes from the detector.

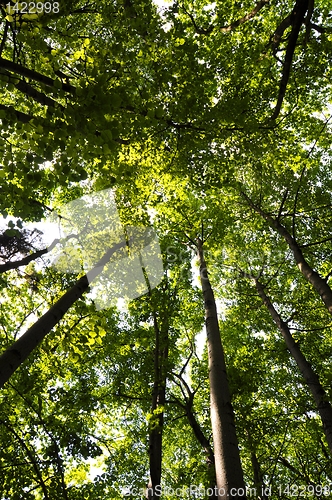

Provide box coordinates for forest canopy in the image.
[0,0,332,498]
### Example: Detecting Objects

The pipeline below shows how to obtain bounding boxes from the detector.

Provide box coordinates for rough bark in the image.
[197,238,246,500]
[255,278,332,454]
[0,240,127,389]
[242,192,332,315]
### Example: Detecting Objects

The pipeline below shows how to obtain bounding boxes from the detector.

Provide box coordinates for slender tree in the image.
[251,276,332,453]
[241,191,332,315]
[197,237,246,500]
[146,290,169,500]
[0,240,127,388]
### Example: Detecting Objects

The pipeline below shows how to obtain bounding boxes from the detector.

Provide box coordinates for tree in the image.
[197,237,246,499]
[0,239,127,388]
[1,0,332,497]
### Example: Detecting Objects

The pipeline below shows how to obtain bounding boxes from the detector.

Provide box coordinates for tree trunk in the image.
[251,450,266,498]
[172,371,217,497]
[242,192,332,315]
[0,240,127,389]
[255,278,332,454]
[147,312,168,500]
[197,238,246,500]
[185,396,218,499]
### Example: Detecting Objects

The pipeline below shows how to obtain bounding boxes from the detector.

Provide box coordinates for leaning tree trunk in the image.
[173,370,217,498]
[242,192,332,315]
[197,238,246,500]
[255,278,332,454]
[184,391,218,498]
[0,240,127,389]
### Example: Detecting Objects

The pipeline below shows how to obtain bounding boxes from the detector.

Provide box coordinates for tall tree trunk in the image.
[197,238,246,500]
[0,240,127,389]
[141,263,168,500]
[242,192,332,315]
[146,312,168,500]
[254,278,332,454]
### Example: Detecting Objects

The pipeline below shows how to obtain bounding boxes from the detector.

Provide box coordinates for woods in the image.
[0,0,332,498]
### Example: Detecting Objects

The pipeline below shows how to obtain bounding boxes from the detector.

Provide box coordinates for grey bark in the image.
[197,238,246,500]
[242,192,332,316]
[254,278,332,454]
[0,240,127,389]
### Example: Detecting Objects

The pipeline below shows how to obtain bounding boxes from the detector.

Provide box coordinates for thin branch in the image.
[290,325,332,332]
[0,232,83,275]
[8,383,70,499]
[179,351,193,378]
[0,20,8,58]
[304,0,314,43]
[113,390,150,402]
[277,189,289,221]
[301,236,332,248]
[220,0,270,32]
[307,22,332,33]
[271,13,293,53]
[0,418,50,499]
[69,7,98,14]
[278,456,314,485]
[0,248,48,273]
[180,0,270,35]
[13,76,62,108]
[292,166,306,239]
[179,3,214,35]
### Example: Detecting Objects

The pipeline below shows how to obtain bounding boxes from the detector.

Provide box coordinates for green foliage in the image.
[1,0,332,497]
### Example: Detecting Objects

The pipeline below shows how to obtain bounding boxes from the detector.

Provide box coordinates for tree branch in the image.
[0,248,48,273]
[180,0,270,35]
[0,57,75,93]
[0,20,8,58]
[271,0,309,120]
[0,239,128,389]
[306,22,332,33]
[271,13,293,53]
[0,103,33,122]
[0,70,62,108]
[241,191,332,315]
[220,0,270,32]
